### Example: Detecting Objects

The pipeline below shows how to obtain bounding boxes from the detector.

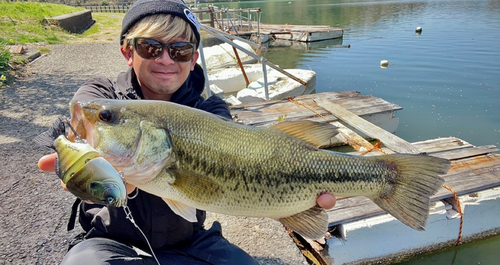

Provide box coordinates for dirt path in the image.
[0,42,307,264]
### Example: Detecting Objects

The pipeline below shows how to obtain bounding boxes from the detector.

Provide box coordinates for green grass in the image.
[77,12,124,43]
[0,2,85,44]
[0,2,125,86]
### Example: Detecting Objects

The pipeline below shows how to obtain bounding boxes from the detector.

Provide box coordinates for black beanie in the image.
[120,0,201,48]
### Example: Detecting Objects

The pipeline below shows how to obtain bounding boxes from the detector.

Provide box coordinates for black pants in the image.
[61,222,259,265]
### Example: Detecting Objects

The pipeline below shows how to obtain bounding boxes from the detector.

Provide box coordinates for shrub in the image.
[0,42,12,87]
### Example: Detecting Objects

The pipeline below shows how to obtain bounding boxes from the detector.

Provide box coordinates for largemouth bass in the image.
[70,99,449,239]
[35,118,127,207]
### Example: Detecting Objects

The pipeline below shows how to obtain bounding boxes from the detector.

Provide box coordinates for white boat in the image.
[199,25,316,105]
[207,64,316,104]
[196,39,257,69]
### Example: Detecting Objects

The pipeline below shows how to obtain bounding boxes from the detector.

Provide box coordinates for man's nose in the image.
[155,49,174,64]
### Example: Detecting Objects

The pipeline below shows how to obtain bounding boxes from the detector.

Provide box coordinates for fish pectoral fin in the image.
[137,121,173,166]
[278,205,328,240]
[170,170,222,202]
[162,198,198,223]
[270,121,338,147]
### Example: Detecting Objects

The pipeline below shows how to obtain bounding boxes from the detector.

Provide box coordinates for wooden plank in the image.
[433,154,500,199]
[328,121,374,151]
[230,91,402,127]
[412,137,473,153]
[314,98,420,154]
[427,145,499,160]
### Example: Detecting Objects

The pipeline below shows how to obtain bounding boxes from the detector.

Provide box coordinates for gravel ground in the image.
[0,43,307,264]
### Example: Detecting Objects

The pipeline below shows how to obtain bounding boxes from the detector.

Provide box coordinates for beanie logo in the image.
[184,9,200,32]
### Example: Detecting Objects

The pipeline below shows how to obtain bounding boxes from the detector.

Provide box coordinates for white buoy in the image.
[380,60,389,68]
[415,26,422,34]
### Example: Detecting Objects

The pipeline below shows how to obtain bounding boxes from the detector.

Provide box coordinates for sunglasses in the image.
[132,38,196,62]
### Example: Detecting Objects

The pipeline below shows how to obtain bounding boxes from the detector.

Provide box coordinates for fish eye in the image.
[99,109,114,122]
[99,109,114,123]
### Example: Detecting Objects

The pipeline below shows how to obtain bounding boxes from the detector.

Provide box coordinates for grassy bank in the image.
[0,2,124,45]
[0,2,85,44]
[0,2,124,87]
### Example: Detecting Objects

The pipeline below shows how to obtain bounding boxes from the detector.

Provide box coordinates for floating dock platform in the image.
[259,23,343,42]
[192,6,343,42]
[226,91,500,265]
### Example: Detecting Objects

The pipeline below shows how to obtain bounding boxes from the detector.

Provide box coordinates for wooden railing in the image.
[81,5,261,33]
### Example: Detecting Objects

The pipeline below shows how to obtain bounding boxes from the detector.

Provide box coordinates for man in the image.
[38,0,336,264]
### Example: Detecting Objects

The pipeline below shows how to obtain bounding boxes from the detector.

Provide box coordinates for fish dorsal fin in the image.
[162,198,198,222]
[278,205,329,240]
[270,121,339,147]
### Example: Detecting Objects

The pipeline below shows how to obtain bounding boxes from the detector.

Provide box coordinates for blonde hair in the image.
[122,14,197,50]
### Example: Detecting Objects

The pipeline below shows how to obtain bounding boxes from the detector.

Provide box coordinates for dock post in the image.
[261,59,269,101]
[198,41,211,98]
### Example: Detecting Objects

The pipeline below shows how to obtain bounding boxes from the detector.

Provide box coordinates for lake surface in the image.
[215,0,500,264]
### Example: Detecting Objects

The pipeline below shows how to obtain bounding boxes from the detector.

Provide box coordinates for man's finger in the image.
[317,193,336,210]
[38,153,58,172]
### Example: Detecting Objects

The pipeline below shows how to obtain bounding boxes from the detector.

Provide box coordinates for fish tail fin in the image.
[34,117,67,148]
[372,154,449,231]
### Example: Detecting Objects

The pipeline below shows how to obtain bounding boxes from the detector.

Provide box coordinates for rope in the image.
[287,97,329,122]
[359,139,388,156]
[442,184,463,246]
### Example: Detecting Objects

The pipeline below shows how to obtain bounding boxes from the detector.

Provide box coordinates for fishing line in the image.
[123,205,161,265]
[62,118,80,140]
[127,187,139,200]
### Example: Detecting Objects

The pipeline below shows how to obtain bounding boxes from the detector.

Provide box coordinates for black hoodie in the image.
[70,64,230,251]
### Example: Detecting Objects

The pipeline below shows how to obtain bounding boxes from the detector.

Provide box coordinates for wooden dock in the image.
[259,23,343,42]
[229,91,500,264]
[231,91,402,147]
[192,6,343,42]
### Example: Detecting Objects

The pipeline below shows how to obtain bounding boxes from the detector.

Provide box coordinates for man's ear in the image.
[121,46,133,66]
[190,51,199,71]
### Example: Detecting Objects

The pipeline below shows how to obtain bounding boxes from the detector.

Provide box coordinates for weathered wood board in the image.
[315,98,420,154]
[230,91,402,127]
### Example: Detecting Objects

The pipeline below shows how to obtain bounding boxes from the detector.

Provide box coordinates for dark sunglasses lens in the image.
[168,43,195,62]
[135,39,163,59]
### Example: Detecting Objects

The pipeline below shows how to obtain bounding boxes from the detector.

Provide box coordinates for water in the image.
[218,0,500,148]
[214,0,500,264]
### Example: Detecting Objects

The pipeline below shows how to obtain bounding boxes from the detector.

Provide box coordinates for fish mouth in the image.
[69,100,99,147]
